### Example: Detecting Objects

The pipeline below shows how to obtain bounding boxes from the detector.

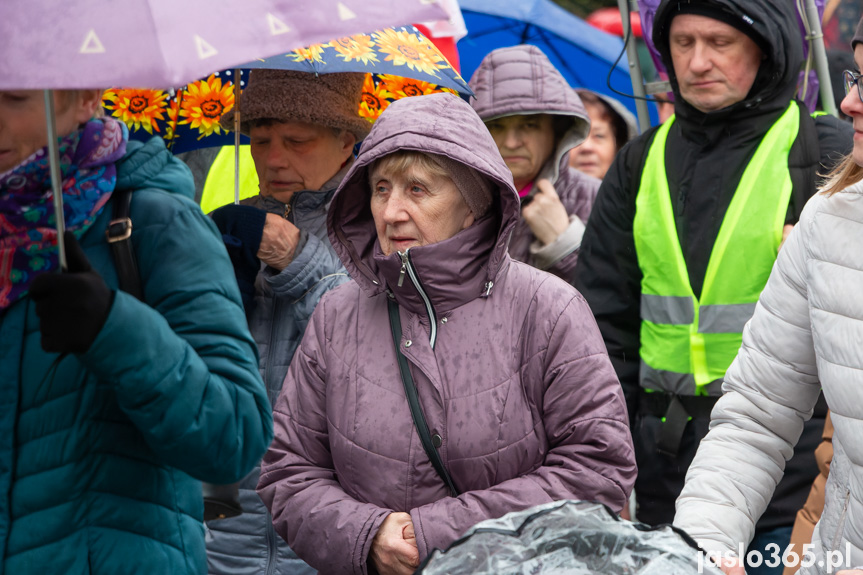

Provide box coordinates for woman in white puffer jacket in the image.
[673,22,863,575]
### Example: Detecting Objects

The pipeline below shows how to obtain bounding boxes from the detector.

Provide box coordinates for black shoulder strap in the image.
[387,298,459,497]
[106,188,143,301]
[629,126,659,199]
[787,104,820,222]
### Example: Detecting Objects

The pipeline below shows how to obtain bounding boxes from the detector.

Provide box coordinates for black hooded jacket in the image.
[574,0,852,529]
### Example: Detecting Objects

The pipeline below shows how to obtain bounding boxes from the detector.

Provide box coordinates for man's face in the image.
[249,120,355,204]
[484,114,556,190]
[669,14,763,113]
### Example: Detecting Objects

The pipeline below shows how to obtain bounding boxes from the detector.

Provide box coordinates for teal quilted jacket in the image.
[0,137,273,574]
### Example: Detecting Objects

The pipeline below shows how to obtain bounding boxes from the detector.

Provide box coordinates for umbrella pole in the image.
[617,0,651,133]
[803,0,838,117]
[233,68,242,205]
[44,90,67,270]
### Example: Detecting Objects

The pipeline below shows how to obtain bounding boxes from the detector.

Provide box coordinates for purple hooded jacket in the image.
[469,45,602,284]
[257,93,635,575]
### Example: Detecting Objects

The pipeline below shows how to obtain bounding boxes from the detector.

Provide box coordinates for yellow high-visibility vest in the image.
[199,145,259,214]
[633,102,799,396]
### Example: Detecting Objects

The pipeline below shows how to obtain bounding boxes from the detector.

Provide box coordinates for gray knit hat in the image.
[221,69,371,141]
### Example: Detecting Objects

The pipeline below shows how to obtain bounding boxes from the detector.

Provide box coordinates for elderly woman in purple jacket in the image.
[469,44,602,284]
[256,93,636,575]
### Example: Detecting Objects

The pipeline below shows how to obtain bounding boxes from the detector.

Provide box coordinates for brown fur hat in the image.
[221,69,371,141]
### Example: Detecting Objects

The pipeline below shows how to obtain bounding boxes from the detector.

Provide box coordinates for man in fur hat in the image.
[207,70,370,575]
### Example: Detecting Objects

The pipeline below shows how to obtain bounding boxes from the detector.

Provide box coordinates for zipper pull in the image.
[284,202,292,219]
[397,250,409,287]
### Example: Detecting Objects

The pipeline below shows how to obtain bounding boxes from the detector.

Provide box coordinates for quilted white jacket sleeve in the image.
[673,192,825,559]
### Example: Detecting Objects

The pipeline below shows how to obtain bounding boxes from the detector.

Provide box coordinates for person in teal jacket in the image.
[0,89,273,574]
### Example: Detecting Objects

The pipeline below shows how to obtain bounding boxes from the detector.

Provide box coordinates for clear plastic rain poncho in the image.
[417,500,724,575]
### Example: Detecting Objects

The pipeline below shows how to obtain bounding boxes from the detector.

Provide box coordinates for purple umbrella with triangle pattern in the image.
[0,0,446,267]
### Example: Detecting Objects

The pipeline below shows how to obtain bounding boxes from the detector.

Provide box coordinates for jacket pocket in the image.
[828,486,852,554]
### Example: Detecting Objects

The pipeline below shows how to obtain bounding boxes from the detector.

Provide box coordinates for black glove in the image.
[30,231,114,354]
[210,204,266,313]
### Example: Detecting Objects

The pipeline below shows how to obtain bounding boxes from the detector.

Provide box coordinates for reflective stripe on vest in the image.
[633,102,800,395]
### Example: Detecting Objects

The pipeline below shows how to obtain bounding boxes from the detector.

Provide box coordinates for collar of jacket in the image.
[253,157,354,216]
[526,151,600,199]
[372,212,504,316]
[674,100,792,150]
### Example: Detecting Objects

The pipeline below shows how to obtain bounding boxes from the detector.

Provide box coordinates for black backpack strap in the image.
[787,103,820,223]
[387,297,459,497]
[106,188,143,300]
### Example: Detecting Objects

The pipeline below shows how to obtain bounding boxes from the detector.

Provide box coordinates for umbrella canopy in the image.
[0,0,446,89]
[587,7,643,39]
[456,0,655,123]
[418,500,725,575]
[101,26,471,153]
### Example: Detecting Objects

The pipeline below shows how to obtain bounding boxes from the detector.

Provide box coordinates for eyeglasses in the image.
[844,70,863,103]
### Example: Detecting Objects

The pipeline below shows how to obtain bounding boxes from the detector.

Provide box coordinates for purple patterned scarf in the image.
[0,117,127,309]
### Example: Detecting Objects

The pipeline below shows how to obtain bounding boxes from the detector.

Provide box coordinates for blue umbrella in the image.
[457,0,658,125]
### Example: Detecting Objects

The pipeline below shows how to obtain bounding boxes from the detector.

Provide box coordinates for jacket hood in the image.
[327,92,519,313]
[468,45,590,187]
[652,0,803,122]
[116,136,195,200]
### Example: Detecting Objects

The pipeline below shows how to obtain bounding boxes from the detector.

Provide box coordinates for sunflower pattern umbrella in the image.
[101,25,471,154]
[102,72,239,152]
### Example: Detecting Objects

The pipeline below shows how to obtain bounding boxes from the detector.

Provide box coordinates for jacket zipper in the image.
[265,195,296,572]
[397,249,438,349]
[265,513,277,575]
[264,297,280,401]
[829,486,852,552]
[264,197,294,398]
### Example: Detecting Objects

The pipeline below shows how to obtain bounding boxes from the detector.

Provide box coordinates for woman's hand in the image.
[30,231,113,354]
[522,178,570,246]
[370,512,420,575]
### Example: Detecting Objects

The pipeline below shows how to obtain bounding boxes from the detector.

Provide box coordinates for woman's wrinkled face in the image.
[569,103,617,180]
[0,90,99,173]
[485,114,556,190]
[370,160,475,256]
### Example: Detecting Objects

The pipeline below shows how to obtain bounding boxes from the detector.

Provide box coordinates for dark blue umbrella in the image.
[457,0,658,125]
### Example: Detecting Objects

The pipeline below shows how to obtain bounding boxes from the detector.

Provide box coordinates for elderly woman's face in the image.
[370,160,475,256]
[0,90,99,173]
[249,120,356,203]
[484,114,555,190]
